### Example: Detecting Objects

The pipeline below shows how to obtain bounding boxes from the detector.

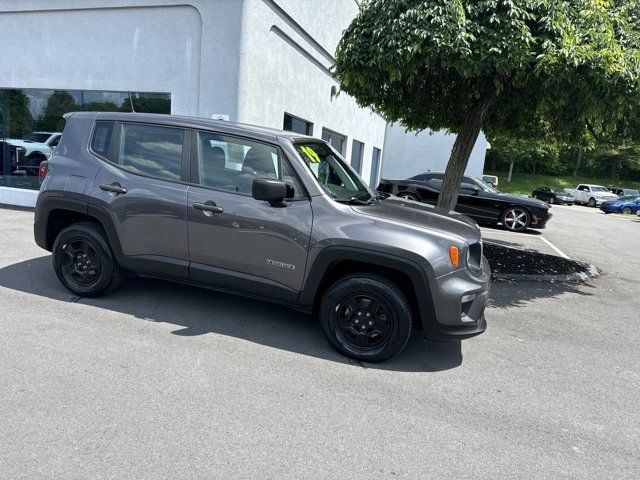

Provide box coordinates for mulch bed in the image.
[484,243,590,276]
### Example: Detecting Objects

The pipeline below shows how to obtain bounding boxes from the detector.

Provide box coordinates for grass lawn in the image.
[485,172,640,195]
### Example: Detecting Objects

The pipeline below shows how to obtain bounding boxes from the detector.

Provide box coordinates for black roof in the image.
[66,111,316,143]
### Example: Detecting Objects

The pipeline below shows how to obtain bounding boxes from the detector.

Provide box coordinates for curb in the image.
[491,264,599,283]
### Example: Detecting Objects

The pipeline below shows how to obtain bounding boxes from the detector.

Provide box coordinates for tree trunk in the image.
[437,95,495,210]
[507,161,514,182]
[572,147,583,177]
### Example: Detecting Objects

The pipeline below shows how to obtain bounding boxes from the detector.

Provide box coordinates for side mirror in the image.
[472,187,481,196]
[252,177,287,205]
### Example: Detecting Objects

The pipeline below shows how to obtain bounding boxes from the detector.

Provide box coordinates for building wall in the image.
[381,123,488,181]
[236,0,387,186]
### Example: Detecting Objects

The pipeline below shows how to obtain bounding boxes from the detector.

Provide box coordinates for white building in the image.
[0,0,485,207]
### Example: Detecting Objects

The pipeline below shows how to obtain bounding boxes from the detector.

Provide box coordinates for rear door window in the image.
[118,123,184,181]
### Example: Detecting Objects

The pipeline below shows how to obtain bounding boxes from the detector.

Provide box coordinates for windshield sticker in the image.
[300,145,321,163]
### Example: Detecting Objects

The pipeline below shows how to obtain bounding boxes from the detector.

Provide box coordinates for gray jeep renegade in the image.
[34,112,490,362]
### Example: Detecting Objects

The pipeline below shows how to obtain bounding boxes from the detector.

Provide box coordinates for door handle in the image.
[100,183,127,194]
[192,201,224,215]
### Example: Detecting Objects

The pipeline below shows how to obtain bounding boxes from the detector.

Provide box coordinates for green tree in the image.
[335,0,640,209]
[0,90,33,138]
[35,91,79,132]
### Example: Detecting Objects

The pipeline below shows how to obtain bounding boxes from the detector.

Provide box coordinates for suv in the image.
[34,112,490,362]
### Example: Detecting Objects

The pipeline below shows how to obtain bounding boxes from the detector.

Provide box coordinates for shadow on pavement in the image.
[488,279,595,309]
[0,256,462,373]
[481,224,543,236]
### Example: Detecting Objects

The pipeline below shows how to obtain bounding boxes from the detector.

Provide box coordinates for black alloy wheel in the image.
[320,273,412,362]
[52,222,122,297]
[60,238,102,287]
[501,207,531,232]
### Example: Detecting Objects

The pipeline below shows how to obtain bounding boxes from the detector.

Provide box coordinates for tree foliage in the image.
[335,0,640,209]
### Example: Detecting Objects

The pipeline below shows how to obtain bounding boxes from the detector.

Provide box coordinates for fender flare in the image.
[297,245,438,331]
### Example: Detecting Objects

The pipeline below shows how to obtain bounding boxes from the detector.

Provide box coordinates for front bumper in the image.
[531,211,552,229]
[422,256,490,341]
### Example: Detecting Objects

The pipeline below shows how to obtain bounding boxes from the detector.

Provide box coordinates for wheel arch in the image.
[298,246,437,330]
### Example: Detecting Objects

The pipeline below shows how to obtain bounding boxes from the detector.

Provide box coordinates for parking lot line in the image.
[539,236,570,259]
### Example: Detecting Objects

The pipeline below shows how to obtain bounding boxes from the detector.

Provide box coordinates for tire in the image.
[397,192,420,201]
[319,273,412,362]
[501,207,531,232]
[52,222,122,297]
[622,207,632,215]
[588,197,597,208]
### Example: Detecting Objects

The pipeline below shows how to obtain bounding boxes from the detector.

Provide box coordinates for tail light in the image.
[39,161,48,183]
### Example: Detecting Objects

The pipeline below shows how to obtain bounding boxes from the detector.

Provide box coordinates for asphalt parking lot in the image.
[0,204,638,479]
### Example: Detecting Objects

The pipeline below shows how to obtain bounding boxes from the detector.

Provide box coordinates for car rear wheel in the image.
[320,273,412,362]
[501,207,531,232]
[549,197,555,204]
[588,197,597,208]
[52,222,122,297]
[397,192,420,201]
[622,207,632,215]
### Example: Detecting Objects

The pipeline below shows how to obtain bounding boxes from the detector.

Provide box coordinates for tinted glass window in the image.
[283,114,313,136]
[321,128,346,155]
[197,131,303,198]
[118,123,183,181]
[91,121,114,157]
[369,147,381,187]
[350,140,364,174]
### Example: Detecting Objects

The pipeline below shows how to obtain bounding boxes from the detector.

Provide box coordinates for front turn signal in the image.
[449,246,460,267]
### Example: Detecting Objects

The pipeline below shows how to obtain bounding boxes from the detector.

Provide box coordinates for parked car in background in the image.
[609,187,640,198]
[377,172,552,232]
[565,184,619,207]
[34,112,490,362]
[4,131,62,174]
[482,175,498,188]
[532,187,575,205]
[600,196,640,215]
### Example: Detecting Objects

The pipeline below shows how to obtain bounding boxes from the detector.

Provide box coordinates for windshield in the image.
[552,188,569,195]
[623,189,639,196]
[473,178,500,194]
[295,141,373,201]
[23,133,51,143]
[591,186,609,192]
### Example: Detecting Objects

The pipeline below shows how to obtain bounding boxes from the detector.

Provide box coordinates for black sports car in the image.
[532,186,574,205]
[377,173,552,232]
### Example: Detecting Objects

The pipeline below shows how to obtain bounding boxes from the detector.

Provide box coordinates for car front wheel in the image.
[397,192,420,201]
[588,197,597,207]
[52,222,122,297]
[622,207,632,215]
[320,273,412,362]
[501,207,531,232]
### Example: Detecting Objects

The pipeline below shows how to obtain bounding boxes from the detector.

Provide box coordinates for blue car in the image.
[600,195,640,214]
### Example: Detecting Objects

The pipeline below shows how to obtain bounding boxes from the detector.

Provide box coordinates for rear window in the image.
[90,121,114,157]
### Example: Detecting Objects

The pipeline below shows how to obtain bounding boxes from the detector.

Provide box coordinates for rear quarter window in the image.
[90,121,114,157]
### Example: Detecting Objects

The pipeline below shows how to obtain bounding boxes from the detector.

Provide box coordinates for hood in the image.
[350,196,481,242]
[501,193,550,209]
[592,191,618,199]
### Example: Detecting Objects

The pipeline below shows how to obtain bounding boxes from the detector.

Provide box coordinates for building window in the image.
[370,147,382,188]
[1,88,171,190]
[283,113,313,136]
[350,139,364,174]
[321,128,346,156]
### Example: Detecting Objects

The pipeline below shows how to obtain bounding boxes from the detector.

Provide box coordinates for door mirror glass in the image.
[252,177,287,204]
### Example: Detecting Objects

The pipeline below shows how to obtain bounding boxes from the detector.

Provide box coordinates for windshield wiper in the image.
[335,194,380,205]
